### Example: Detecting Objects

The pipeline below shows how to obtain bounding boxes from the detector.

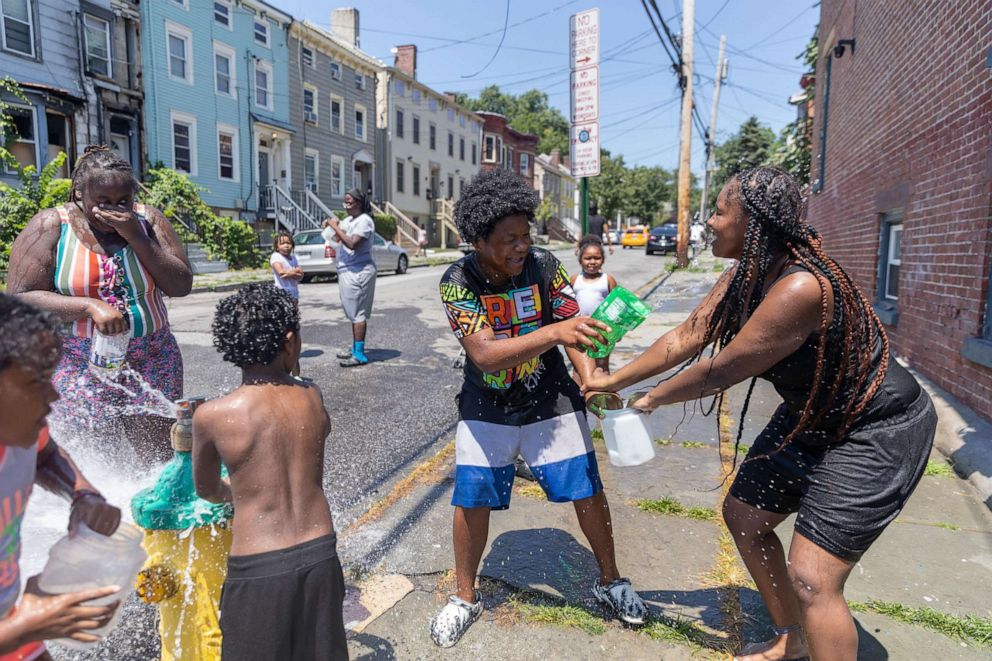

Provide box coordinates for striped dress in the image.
[53,204,170,338]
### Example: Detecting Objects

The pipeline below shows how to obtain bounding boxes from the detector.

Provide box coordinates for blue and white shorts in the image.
[452,410,603,510]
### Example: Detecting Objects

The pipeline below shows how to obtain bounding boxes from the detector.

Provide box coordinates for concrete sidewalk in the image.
[337,254,992,660]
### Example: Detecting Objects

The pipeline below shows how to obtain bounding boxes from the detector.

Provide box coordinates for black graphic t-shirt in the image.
[440,248,584,423]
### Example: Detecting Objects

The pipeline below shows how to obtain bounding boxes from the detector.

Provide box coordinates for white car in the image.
[293,230,409,282]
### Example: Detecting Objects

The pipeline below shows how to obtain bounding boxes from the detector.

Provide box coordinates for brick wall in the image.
[807,0,992,419]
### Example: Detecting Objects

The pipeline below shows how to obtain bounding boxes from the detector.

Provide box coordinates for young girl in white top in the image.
[571,235,617,371]
[270,230,303,375]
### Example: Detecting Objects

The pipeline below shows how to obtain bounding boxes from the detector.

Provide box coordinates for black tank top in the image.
[759,264,920,432]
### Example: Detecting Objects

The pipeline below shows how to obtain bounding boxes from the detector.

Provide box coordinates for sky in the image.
[273,0,820,175]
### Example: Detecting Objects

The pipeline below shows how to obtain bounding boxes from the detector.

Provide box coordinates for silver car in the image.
[294,230,409,283]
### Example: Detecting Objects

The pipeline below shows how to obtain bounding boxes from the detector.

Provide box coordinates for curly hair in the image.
[273,230,294,250]
[70,145,137,202]
[454,168,539,243]
[577,234,605,257]
[211,284,300,368]
[0,294,62,374]
[687,166,889,459]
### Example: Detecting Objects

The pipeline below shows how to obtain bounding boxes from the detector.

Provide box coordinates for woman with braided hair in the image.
[8,145,192,461]
[584,166,935,661]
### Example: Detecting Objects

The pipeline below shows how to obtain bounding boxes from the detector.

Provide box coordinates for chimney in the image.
[330,8,360,47]
[393,44,417,79]
[442,92,458,104]
[550,149,561,167]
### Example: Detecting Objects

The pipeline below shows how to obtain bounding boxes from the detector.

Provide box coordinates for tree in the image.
[456,86,570,157]
[588,150,627,220]
[773,32,818,186]
[709,116,777,209]
[623,165,674,224]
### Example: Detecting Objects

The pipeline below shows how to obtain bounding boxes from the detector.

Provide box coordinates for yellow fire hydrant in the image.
[131,398,233,660]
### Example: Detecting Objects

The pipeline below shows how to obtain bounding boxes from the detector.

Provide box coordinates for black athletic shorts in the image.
[220,533,348,660]
[729,388,936,561]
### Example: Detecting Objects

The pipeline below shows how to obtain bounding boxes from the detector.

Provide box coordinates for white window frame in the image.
[303,83,318,125]
[355,72,366,90]
[471,141,477,165]
[412,163,420,196]
[412,115,420,145]
[304,148,319,193]
[395,160,405,194]
[301,45,314,68]
[213,0,232,30]
[216,123,239,182]
[170,110,197,176]
[519,153,529,177]
[83,13,111,77]
[1,0,34,57]
[213,41,236,99]
[395,106,404,139]
[253,18,269,47]
[330,94,343,134]
[354,103,366,142]
[166,21,193,84]
[484,134,500,163]
[1,103,38,173]
[170,0,188,8]
[394,79,405,97]
[429,122,436,150]
[884,223,902,301]
[329,61,341,80]
[254,59,273,111]
[330,154,345,198]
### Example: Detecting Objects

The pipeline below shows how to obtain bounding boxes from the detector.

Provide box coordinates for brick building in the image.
[476,111,538,185]
[806,0,992,419]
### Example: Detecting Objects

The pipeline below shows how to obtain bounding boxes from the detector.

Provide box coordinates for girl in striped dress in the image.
[7,146,193,461]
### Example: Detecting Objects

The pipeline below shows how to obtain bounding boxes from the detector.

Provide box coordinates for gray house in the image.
[287,10,381,221]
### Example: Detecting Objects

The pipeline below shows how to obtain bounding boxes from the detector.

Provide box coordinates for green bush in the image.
[139,168,262,269]
[0,150,70,271]
[373,213,397,241]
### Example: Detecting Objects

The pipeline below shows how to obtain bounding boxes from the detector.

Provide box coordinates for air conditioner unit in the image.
[305,111,318,124]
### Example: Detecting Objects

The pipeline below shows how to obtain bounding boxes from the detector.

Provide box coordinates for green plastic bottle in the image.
[586,287,652,358]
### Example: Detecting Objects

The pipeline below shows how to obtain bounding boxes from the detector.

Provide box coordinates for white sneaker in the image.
[430,591,483,648]
[592,578,647,625]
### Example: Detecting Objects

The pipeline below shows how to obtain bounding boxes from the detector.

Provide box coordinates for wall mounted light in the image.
[833,39,856,58]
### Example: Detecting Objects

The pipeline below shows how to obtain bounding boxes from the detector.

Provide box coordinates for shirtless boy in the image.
[192,283,346,660]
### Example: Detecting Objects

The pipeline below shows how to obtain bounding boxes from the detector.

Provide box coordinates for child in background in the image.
[0,294,123,659]
[571,235,618,373]
[270,231,303,376]
[193,284,346,661]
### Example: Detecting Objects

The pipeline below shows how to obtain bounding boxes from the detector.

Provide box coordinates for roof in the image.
[477,112,539,147]
[385,68,481,120]
[296,20,385,74]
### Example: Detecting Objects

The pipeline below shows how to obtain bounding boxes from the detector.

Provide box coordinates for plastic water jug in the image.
[89,328,130,373]
[587,287,652,359]
[600,408,656,467]
[37,522,148,649]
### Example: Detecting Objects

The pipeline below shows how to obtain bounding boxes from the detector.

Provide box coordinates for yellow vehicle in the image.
[621,226,649,248]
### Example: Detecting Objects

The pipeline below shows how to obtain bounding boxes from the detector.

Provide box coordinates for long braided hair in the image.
[68,144,136,204]
[698,166,890,457]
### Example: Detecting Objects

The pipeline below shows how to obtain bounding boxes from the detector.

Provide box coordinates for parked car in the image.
[646,224,678,255]
[293,230,409,282]
[607,229,620,244]
[621,226,649,248]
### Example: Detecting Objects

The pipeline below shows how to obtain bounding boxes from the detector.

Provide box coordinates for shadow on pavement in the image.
[364,348,401,363]
[856,619,890,660]
[347,632,398,660]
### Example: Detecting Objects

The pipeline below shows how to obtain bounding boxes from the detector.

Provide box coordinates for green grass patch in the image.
[849,599,992,647]
[735,443,750,455]
[935,522,961,531]
[681,441,707,449]
[655,438,673,447]
[517,602,607,636]
[924,460,956,477]
[636,497,717,522]
[642,615,729,652]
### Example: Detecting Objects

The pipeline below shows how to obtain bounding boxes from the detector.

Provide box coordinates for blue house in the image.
[141,0,292,219]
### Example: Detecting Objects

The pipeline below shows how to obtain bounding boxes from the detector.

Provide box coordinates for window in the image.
[213,1,231,28]
[459,178,465,198]
[354,104,366,141]
[169,0,187,6]
[171,112,196,175]
[459,115,466,128]
[411,89,421,104]
[329,61,341,80]
[429,123,436,150]
[254,19,269,47]
[428,98,437,112]
[330,95,342,133]
[213,42,235,98]
[331,155,345,197]
[447,132,454,157]
[355,73,366,90]
[412,116,420,145]
[304,149,319,192]
[254,60,272,110]
[217,125,238,181]
[879,214,902,302]
[394,80,405,96]
[447,175,454,199]
[82,14,112,77]
[2,105,37,172]
[396,161,404,193]
[471,142,477,165]
[303,85,318,124]
[412,164,420,196]
[395,108,404,139]
[519,153,529,177]
[301,46,314,68]
[1,0,34,56]
[484,134,500,162]
[167,22,193,83]
[447,108,455,122]
[459,136,464,161]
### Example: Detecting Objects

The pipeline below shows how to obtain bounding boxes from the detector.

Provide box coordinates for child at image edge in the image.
[193,283,347,660]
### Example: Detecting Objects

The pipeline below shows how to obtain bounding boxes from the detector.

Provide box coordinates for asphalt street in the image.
[169,245,672,524]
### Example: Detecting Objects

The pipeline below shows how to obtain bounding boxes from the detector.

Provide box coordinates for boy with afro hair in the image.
[431,168,647,648]
[192,283,346,660]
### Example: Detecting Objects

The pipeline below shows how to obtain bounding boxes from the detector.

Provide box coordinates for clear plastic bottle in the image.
[89,329,130,373]
[37,522,148,649]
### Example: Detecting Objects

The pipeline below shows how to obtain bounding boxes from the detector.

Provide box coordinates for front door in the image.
[258,146,272,211]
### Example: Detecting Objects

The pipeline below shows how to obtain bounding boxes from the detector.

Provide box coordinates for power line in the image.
[738,3,817,50]
[698,0,731,31]
[420,0,580,53]
[460,0,513,79]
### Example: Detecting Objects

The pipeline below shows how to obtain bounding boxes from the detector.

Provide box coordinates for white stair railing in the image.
[272,185,320,233]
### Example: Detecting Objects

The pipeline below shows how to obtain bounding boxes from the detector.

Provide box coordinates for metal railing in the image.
[269,184,320,234]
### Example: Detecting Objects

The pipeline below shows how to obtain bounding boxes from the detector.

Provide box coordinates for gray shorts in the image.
[338,264,376,323]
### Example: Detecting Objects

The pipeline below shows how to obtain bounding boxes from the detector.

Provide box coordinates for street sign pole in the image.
[570,7,600,238]
[581,178,589,236]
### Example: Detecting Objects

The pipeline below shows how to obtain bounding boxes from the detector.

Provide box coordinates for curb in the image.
[908,366,992,509]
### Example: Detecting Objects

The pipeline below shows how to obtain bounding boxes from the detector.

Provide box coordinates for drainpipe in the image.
[73,10,94,147]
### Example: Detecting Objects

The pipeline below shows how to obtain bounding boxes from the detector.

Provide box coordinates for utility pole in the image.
[700,34,727,224]
[675,0,695,268]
